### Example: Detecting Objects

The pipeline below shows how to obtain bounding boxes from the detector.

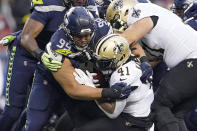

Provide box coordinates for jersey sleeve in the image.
[86,0,99,18]
[30,0,65,25]
[185,18,197,31]
[95,18,113,38]
[127,3,158,26]
[45,28,72,62]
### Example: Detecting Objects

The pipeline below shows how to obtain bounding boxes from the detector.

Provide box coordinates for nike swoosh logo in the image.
[120,78,127,81]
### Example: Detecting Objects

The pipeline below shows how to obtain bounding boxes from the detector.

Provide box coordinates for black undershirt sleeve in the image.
[150,16,159,28]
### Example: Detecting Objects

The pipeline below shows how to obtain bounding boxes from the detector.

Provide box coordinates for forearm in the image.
[96,99,115,114]
[21,32,40,53]
[21,18,44,54]
[121,17,154,44]
[95,99,125,119]
[66,84,103,100]
[53,72,103,100]
[52,58,103,100]
[131,42,147,59]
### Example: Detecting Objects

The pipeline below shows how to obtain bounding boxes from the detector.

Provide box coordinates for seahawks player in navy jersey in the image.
[171,1,197,30]
[0,0,100,130]
[24,7,132,131]
[171,0,197,30]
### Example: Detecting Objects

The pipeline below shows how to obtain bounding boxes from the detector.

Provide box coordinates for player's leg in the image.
[12,108,27,131]
[55,111,74,131]
[74,116,148,131]
[0,32,36,131]
[23,69,63,131]
[152,59,197,131]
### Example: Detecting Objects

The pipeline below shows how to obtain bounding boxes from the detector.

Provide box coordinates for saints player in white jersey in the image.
[106,0,197,131]
[73,34,154,131]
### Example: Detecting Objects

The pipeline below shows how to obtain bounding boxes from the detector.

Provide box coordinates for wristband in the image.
[31,48,43,60]
[101,88,119,100]
[140,56,149,63]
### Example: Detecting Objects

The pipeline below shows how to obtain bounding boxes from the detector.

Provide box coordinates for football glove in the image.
[140,56,153,84]
[0,35,15,46]
[41,52,62,72]
[73,68,96,88]
[102,82,133,100]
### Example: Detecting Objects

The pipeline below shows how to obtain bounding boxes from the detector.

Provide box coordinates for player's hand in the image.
[73,68,96,88]
[0,35,15,46]
[140,56,153,84]
[140,62,153,84]
[41,52,62,71]
[90,73,101,87]
[102,82,135,100]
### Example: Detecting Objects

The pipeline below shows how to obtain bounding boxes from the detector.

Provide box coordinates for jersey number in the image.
[95,18,107,28]
[56,38,71,50]
[118,66,130,76]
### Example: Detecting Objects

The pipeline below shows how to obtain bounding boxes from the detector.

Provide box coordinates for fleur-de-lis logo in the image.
[113,41,124,54]
[187,61,193,68]
[132,8,141,18]
[113,0,123,10]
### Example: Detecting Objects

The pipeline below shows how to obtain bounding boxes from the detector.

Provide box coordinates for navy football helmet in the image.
[64,6,95,51]
[171,0,197,20]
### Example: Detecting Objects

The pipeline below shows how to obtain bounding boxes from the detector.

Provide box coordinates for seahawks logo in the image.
[113,0,123,10]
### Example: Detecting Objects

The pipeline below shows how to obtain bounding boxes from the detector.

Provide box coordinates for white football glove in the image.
[90,73,101,87]
[73,68,96,88]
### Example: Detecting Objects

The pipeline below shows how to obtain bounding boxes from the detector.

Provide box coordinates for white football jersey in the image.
[107,60,154,118]
[127,3,197,68]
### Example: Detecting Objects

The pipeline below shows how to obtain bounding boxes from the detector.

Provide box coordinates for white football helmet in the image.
[106,0,138,32]
[94,34,131,75]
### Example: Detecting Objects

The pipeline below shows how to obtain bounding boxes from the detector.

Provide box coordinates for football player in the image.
[73,34,154,131]
[171,1,197,131]
[24,7,132,131]
[171,0,197,30]
[106,0,197,131]
[0,0,99,130]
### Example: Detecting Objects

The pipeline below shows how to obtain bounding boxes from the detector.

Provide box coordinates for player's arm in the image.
[21,18,44,59]
[121,17,153,46]
[121,16,156,57]
[122,17,157,83]
[53,63,132,100]
[95,99,126,119]
[21,0,49,60]
[52,58,102,100]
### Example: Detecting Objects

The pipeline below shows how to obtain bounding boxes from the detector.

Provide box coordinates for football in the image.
[93,71,109,88]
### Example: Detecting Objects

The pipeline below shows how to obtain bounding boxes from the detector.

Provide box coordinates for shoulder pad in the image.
[185,18,197,31]
[50,28,73,57]
[46,42,63,62]
[95,18,113,33]
[31,0,65,11]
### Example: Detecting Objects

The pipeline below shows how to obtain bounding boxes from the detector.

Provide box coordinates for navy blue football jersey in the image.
[30,0,99,50]
[46,18,113,67]
[30,0,67,50]
[185,18,197,31]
